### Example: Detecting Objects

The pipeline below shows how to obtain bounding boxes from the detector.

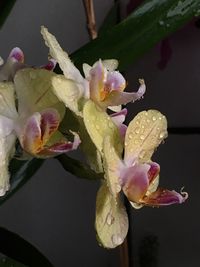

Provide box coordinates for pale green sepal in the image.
[96,182,128,248]
[14,68,65,118]
[0,82,18,119]
[83,100,122,153]
[51,75,82,117]
[103,135,122,198]
[124,110,168,163]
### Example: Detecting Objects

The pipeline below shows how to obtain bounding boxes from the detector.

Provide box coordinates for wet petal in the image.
[83,100,122,153]
[51,75,82,116]
[41,26,84,84]
[96,182,128,248]
[103,136,122,198]
[14,68,65,118]
[124,110,168,164]
[142,188,188,207]
[106,71,126,92]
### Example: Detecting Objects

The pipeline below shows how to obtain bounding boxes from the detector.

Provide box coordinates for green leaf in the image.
[71,0,200,70]
[0,227,53,267]
[0,0,16,29]
[0,257,27,267]
[57,154,103,180]
[98,0,120,35]
[0,159,44,206]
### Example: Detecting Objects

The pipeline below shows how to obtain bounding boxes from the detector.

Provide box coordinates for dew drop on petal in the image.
[112,234,123,246]
[152,116,156,121]
[135,127,140,134]
[106,213,115,225]
[140,135,145,140]
[128,133,133,139]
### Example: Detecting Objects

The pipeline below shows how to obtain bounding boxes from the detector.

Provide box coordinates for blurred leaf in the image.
[71,0,200,70]
[0,159,43,206]
[0,257,27,267]
[0,0,16,29]
[0,227,53,267]
[99,0,120,35]
[57,154,103,180]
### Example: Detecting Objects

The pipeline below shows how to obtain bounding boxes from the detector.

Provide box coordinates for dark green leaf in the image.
[0,0,16,29]
[57,154,103,180]
[0,159,44,206]
[98,0,120,35]
[0,227,53,267]
[0,256,27,267]
[71,0,200,70]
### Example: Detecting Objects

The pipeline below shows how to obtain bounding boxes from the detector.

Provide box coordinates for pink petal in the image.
[38,132,81,157]
[9,47,24,63]
[110,108,128,138]
[121,162,150,202]
[142,188,188,207]
[105,71,126,92]
[40,108,60,144]
[41,58,57,71]
[148,162,160,184]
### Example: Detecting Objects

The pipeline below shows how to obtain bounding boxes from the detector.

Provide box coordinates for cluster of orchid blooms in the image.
[0,26,188,248]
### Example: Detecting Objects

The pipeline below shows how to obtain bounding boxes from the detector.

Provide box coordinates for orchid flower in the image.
[83,100,188,248]
[0,62,80,195]
[40,26,145,115]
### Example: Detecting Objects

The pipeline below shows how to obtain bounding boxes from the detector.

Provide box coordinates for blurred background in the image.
[0,0,199,266]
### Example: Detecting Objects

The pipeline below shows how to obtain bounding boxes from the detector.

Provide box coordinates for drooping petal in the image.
[83,100,122,153]
[51,75,83,116]
[14,68,65,118]
[141,188,188,207]
[100,79,145,109]
[41,26,87,96]
[38,133,80,157]
[95,182,129,248]
[124,110,168,164]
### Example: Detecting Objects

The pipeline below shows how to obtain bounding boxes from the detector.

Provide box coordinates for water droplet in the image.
[159,20,164,26]
[146,119,150,123]
[134,139,139,144]
[135,127,140,134]
[112,234,123,246]
[106,213,115,225]
[95,124,100,130]
[139,150,145,159]
[152,116,156,121]
[124,142,128,146]
[140,134,145,140]
[135,120,140,125]
[141,125,145,129]
[115,184,121,193]
[159,131,167,139]
[128,133,133,139]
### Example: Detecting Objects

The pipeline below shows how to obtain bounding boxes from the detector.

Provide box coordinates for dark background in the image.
[0,1,199,266]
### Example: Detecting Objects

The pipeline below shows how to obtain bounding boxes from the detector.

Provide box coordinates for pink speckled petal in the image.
[142,188,188,207]
[9,47,24,63]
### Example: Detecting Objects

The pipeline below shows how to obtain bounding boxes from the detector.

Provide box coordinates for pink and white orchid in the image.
[41,26,145,115]
[83,100,188,248]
